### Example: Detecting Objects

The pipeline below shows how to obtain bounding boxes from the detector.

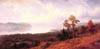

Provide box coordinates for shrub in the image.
[0,34,40,49]
[57,29,73,41]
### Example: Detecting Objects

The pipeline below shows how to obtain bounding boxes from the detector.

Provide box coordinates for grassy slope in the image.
[30,23,100,49]
[30,32,100,49]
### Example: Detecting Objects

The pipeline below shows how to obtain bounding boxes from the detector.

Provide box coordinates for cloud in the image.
[86,0,100,7]
[0,22,31,32]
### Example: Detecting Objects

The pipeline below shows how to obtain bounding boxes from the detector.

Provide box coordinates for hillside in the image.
[30,31,100,49]
[30,23,100,49]
[47,32,100,49]
[0,23,100,49]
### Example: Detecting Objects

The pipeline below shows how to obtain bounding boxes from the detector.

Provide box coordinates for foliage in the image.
[0,34,40,49]
[57,29,73,41]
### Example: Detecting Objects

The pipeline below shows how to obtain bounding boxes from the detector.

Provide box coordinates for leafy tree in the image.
[87,20,95,33]
[68,15,80,30]
[63,15,80,31]
[63,20,70,30]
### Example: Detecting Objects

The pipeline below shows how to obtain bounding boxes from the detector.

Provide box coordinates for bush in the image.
[0,34,40,49]
[57,29,73,41]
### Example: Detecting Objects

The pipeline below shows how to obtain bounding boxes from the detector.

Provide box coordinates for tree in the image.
[63,15,80,31]
[62,15,80,39]
[63,20,70,30]
[68,15,80,30]
[87,20,95,33]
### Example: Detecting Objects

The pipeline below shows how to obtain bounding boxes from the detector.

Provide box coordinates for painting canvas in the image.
[0,0,100,49]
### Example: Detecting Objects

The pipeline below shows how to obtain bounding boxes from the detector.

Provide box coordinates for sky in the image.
[0,0,100,34]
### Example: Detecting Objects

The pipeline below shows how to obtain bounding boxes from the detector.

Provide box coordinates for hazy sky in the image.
[0,0,100,34]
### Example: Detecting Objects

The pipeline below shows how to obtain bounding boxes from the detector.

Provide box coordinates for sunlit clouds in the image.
[0,0,99,34]
[0,0,86,23]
